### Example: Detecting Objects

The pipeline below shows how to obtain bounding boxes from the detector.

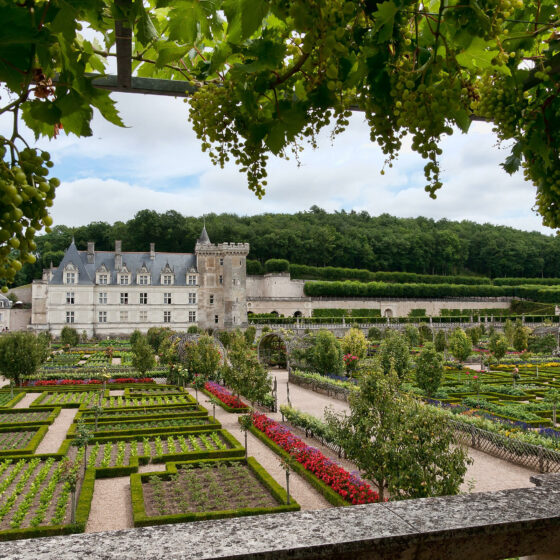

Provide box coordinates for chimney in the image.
[115,240,122,270]
[150,243,155,261]
[87,242,95,264]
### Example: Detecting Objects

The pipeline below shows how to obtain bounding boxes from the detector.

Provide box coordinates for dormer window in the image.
[64,263,78,284]
[96,264,110,285]
[118,265,130,285]
[137,264,151,286]
[187,274,197,286]
[160,263,174,285]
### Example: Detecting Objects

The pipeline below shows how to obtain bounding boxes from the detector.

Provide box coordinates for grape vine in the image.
[1,0,560,290]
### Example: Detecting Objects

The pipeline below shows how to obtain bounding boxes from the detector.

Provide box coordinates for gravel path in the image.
[35,408,78,454]
[13,392,40,408]
[270,369,537,494]
[85,477,133,533]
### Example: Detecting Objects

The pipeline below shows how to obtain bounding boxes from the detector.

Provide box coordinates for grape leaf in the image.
[374,1,398,43]
[136,4,159,47]
[265,122,286,153]
[456,37,511,76]
[223,0,269,43]
[501,142,523,174]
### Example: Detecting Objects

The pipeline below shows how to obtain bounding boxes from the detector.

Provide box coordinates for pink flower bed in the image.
[205,381,249,410]
[252,413,379,505]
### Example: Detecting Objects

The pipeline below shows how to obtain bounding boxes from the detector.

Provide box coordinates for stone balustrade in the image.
[3,473,560,559]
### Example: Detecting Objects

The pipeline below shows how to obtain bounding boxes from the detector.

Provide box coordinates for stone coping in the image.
[3,474,560,559]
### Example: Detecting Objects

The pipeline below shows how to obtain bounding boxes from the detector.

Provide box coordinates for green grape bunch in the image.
[0,138,58,290]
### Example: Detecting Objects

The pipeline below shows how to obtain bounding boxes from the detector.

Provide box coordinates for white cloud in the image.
[1,91,553,235]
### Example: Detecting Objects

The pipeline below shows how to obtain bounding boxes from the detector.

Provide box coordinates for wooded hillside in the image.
[13,208,560,285]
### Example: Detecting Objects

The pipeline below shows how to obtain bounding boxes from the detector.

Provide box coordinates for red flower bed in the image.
[205,381,248,410]
[22,378,154,387]
[252,413,379,505]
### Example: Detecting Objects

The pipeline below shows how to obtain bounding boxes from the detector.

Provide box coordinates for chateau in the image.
[24,227,515,336]
[30,227,250,336]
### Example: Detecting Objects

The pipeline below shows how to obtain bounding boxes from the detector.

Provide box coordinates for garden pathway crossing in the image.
[268,369,538,493]
[13,392,40,408]
[35,408,78,454]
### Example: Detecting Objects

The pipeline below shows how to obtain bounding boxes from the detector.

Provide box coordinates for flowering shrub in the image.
[251,412,379,505]
[205,381,249,410]
[22,377,154,387]
[342,354,359,374]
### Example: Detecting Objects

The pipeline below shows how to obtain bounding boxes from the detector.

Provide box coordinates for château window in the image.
[138,275,149,285]
[66,292,75,305]
[98,292,107,305]
[209,294,214,304]
[120,293,128,305]
[120,311,128,322]
[66,311,74,323]
[187,275,197,285]
[219,257,224,266]
[219,275,223,285]
[214,315,219,324]
[139,293,148,305]
[163,275,173,285]
[119,275,129,285]
[164,293,171,305]
[188,293,196,304]
[98,274,108,285]
[139,310,148,321]
[164,311,171,323]
[98,311,107,323]
[66,272,76,284]
[189,311,196,323]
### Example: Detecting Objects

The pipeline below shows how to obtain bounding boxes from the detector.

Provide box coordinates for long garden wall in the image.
[247,295,511,318]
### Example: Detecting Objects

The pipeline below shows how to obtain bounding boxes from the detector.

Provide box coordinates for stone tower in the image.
[195,225,250,330]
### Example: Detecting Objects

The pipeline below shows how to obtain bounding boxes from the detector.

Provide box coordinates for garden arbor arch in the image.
[257,330,314,373]
[257,331,289,370]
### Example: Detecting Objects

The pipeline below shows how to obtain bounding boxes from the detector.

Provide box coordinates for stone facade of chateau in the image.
[26,228,512,336]
[30,227,250,336]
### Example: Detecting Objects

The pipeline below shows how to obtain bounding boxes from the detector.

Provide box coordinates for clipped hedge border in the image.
[0,407,61,427]
[123,385,189,398]
[245,423,349,507]
[67,419,222,439]
[131,457,299,528]
[84,429,245,472]
[0,392,26,409]
[0,425,49,457]
[201,388,250,413]
[76,407,207,424]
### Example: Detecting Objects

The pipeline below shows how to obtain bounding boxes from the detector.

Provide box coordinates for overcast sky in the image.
[2,90,554,235]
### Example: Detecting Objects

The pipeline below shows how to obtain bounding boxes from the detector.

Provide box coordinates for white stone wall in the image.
[246,298,511,318]
[246,274,305,298]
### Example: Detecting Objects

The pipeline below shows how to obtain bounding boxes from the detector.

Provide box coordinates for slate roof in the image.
[197,225,211,244]
[50,241,197,286]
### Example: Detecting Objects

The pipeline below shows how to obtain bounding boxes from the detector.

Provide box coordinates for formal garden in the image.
[1,322,560,542]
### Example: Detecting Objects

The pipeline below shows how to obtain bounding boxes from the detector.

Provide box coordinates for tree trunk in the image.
[286,470,290,505]
[71,490,76,523]
[244,432,248,459]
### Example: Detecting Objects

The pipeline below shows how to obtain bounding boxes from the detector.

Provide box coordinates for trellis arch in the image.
[256,330,314,373]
